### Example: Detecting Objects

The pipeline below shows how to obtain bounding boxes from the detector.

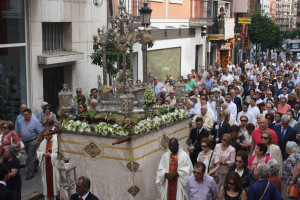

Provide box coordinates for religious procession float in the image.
[57,1,190,199]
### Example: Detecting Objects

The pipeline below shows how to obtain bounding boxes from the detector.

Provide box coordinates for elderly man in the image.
[73,88,88,107]
[71,176,99,200]
[15,104,36,132]
[195,99,216,120]
[186,162,218,200]
[165,90,176,106]
[273,114,296,160]
[187,117,209,165]
[199,66,208,80]
[224,93,237,119]
[211,111,231,147]
[37,119,59,200]
[237,102,256,124]
[223,109,237,126]
[156,138,193,200]
[248,164,282,200]
[88,99,98,111]
[152,77,164,98]
[250,118,278,155]
[165,77,174,94]
[192,106,214,132]
[18,108,43,180]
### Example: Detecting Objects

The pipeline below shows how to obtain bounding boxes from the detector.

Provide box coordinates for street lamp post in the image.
[139,3,152,85]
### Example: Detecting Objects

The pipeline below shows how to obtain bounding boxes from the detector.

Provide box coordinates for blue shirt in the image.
[186,174,218,200]
[205,79,213,89]
[248,180,283,200]
[152,82,164,98]
[19,116,43,142]
[15,113,37,132]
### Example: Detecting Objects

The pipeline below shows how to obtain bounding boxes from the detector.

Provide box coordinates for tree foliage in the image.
[248,11,281,50]
[283,29,300,39]
[90,42,130,77]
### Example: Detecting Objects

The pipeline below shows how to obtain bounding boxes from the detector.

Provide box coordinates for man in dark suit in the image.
[0,164,12,200]
[230,89,242,114]
[187,117,209,165]
[273,114,297,160]
[71,176,99,200]
[211,111,231,148]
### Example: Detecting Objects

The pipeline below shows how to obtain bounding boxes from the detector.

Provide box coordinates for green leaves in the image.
[248,11,281,50]
[144,85,156,105]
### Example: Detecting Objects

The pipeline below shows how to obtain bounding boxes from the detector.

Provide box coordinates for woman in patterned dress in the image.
[282,141,300,199]
[215,134,236,186]
[197,137,220,176]
[0,121,20,160]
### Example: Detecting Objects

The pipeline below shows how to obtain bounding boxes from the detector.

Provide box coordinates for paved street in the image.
[20,167,43,200]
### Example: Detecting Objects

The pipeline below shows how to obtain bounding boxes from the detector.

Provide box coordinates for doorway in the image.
[43,67,64,113]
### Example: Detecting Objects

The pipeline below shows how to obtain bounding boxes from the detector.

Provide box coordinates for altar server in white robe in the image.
[37,119,59,200]
[156,137,193,200]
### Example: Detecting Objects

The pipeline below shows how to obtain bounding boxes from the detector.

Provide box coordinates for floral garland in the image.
[61,108,188,136]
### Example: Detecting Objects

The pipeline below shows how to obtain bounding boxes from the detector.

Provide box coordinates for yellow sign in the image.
[208,35,219,40]
[220,43,231,50]
[244,36,250,50]
[238,17,251,24]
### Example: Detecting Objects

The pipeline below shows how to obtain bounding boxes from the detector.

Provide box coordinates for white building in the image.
[0,0,107,120]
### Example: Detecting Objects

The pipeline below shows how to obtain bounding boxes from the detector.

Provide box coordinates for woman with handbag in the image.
[248,163,283,200]
[282,141,300,200]
[215,134,236,186]
[228,151,255,190]
[196,137,220,180]
[0,121,20,160]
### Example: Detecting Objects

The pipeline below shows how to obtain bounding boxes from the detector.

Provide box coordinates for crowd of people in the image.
[156,59,300,200]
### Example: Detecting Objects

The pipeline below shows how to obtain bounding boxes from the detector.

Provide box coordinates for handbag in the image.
[287,184,298,198]
[208,151,219,183]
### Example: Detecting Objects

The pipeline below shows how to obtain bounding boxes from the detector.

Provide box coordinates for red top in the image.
[267,175,281,192]
[277,104,292,114]
[252,128,278,146]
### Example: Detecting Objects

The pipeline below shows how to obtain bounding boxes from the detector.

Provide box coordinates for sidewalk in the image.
[20,167,43,200]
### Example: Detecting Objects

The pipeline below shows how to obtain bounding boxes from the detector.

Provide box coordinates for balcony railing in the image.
[189,0,214,26]
[207,18,235,40]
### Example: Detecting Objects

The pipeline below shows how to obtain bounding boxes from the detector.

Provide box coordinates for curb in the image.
[21,190,43,200]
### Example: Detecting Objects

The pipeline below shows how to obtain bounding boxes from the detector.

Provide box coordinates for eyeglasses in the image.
[241,120,248,122]
[261,136,269,140]
[222,138,227,141]
[192,171,203,175]
[79,107,83,109]
[76,91,82,93]
[45,108,50,110]
[236,160,243,163]
[2,127,8,129]
[170,93,175,94]
[226,182,236,186]
[201,145,207,148]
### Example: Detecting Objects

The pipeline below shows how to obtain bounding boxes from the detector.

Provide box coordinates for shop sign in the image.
[238,17,251,24]
[244,36,250,50]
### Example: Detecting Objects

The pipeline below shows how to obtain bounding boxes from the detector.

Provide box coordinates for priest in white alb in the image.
[156,137,193,200]
[37,119,59,200]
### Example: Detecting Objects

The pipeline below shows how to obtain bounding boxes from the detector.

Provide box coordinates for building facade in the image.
[0,0,107,119]
[276,0,297,31]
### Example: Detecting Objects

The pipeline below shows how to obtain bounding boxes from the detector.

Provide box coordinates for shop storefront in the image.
[0,0,27,121]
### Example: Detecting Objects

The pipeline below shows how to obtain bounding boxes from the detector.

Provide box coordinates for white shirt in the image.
[0,180,6,186]
[80,192,90,200]
[248,105,260,119]
[237,111,256,124]
[220,74,234,84]
[227,101,237,119]
[194,103,216,121]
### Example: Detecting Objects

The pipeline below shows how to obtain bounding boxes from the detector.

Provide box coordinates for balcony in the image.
[207,18,235,40]
[189,0,214,26]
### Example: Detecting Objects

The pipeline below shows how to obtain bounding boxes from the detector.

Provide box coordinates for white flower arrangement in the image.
[62,120,91,133]
[61,108,188,136]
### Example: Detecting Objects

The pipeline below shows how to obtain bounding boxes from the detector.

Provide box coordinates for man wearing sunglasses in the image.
[73,88,88,108]
[186,162,218,200]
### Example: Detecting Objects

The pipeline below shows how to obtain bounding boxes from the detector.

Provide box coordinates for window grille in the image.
[42,23,63,52]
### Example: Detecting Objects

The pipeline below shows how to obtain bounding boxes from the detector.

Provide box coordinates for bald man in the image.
[192,106,214,132]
